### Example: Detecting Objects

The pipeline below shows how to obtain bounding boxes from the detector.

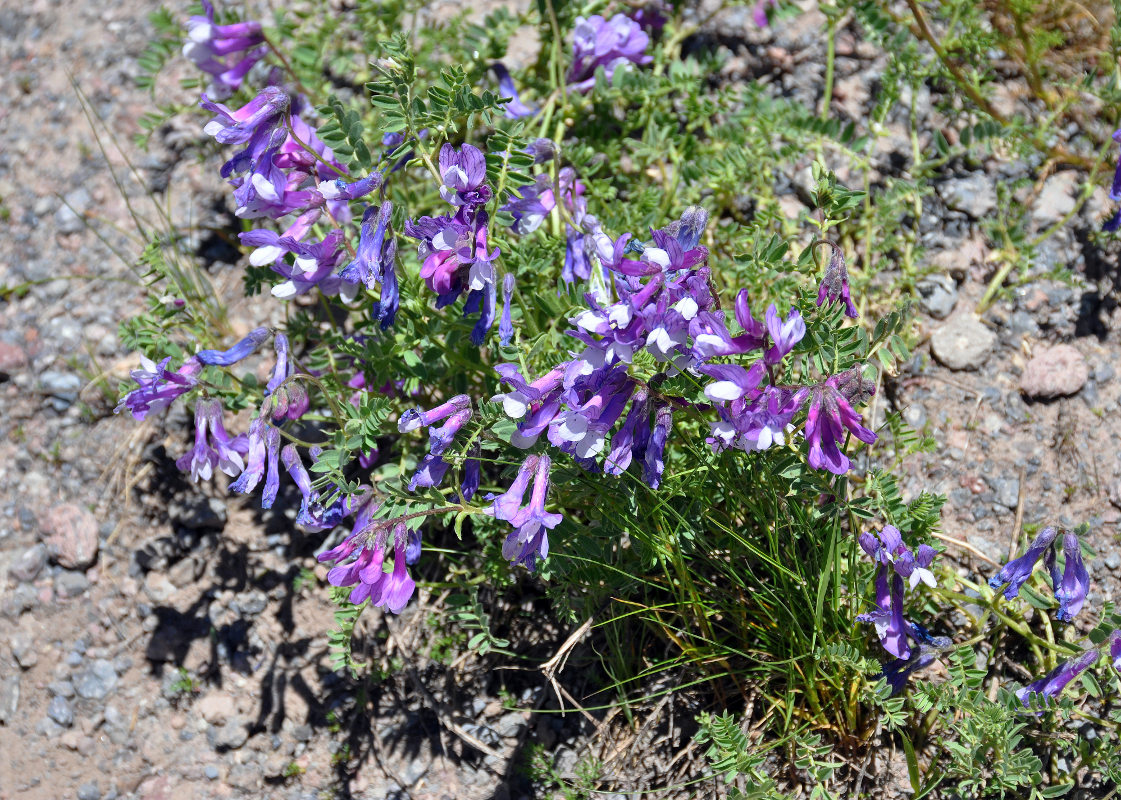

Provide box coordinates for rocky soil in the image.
[2,1,1120,799]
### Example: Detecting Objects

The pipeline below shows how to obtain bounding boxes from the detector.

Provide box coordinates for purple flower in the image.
[701,362,766,404]
[460,449,481,502]
[195,327,270,366]
[408,453,452,491]
[1016,648,1099,708]
[568,14,652,92]
[115,356,203,420]
[804,368,877,475]
[270,229,347,299]
[604,389,649,475]
[691,290,766,360]
[709,386,809,453]
[399,395,471,433]
[428,408,473,455]
[858,567,910,659]
[318,172,384,204]
[439,144,491,208]
[490,63,536,118]
[752,0,776,27]
[499,273,516,346]
[404,528,423,565]
[881,637,952,695]
[816,243,858,319]
[200,87,289,173]
[988,526,1060,600]
[321,521,416,612]
[371,525,417,613]
[763,305,805,366]
[229,417,282,507]
[1050,531,1089,622]
[176,399,249,481]
[643,401,672,489]
[339,202,399,327]
[1109,630,1121,673]
[183,1,266,98]
[499,455,562,571]
[240,208,321,264]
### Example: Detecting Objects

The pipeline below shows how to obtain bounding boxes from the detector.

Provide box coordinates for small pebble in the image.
[204,765,220,780]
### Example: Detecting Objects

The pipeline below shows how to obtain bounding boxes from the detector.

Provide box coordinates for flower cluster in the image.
[487,454,561,571]
[398,395,478,496]
[856,526,938,661]
[502,166,599,285]
[183,0,265,99]
[318,515,417,612]
[201,87,388,303]
[567,14,652,92]
[988,527,1089,622]
[404,144,501,344]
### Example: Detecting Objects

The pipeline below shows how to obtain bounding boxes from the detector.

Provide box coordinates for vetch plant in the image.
[110,0,1121,794]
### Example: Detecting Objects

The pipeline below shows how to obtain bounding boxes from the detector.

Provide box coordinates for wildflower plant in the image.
[111,0,1121,794]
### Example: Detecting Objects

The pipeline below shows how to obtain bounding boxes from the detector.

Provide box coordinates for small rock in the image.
[77,781,100,800]
[939,174,996,218]
[1020,345,1088,399]
[0,674,19,724]
[916,274,957,319]
[73,658,118,700]
[48,695,74,727]
[232,589,267,616]
[993,478,1020,509]
[8,543,47,582]
[48,680,75,698]
[55,570,91,599]
[207,718,250,750]
[10,631,37,668]
[39,371,82,408]
[204,766,219,781]
[1031,172,1078,226]
[0,341,28,375]
[197,693,231,726]
[930,314,996,370]
[1,583,39,618]
[494,712,526,738]
[40,504,100,569]
[54,188,91,234]
[1105,554,1120,571]
[291,723,312,742]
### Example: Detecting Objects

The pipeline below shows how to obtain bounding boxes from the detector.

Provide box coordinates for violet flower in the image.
[176,398,249,482]
[183,1,266,99]
[1016,648,1099,708]
[497,455,562,571]
[567,14,652,92]
[804,368,877,475]
[499,273,516,346]
[858,567,911,659]
[399,395,471,433]
[339,202,398,328]
[439,143,491,208]
[490,63,536,118]
[200,87,289,174]
[1109,630,1121,673]
[1051,531,1089,623]
[763,305,805,366]
[229,417,282,507]
[988,526,1060,600]
[195,326,270,366]
[115,356,203,420]
[816,243,858,319]
[881,637,952,695]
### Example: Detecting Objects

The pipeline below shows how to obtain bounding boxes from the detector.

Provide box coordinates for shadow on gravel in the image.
[1074,225,1120,340]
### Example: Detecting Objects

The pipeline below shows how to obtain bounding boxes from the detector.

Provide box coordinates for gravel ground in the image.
[2,2,1120,799]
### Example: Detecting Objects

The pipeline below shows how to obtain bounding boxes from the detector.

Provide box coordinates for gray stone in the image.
[39,371,81,406]
[1031,172,1078,226]
[916,274,957,319]
[493,712,526,738]
[993,478,1020,509]
[40,503,99,569]
[938,174,996,218]
[930,314,996,370]
[8,544,47,582]
[1006,310,1040,338]
[35,716,63,738]
[47,695,74,727]
[233,589,267,616]
[204,766,219,780]
[1020,345,1088,399]
[1105,554,1120,571]
[10,631,36,668]
[402,756,427,784]
[291,723,312,742]
[55,570,91,598]
[77,781,100,800]
[207,718,250,750]
[73,658,118,700]
[48,680,75,698]
[0,674,19,724]
[54,187,91,234]
[1,583,38,618]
